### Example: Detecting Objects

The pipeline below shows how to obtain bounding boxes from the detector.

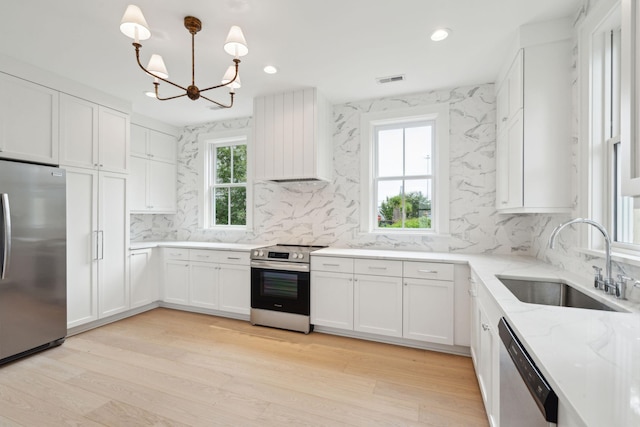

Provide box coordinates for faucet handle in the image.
[592,266,603,288]
[616,275,633,299]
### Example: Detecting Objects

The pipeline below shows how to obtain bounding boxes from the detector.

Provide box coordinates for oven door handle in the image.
[251,260,310,273]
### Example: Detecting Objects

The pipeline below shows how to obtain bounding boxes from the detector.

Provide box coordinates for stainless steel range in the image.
[250,244,325,334]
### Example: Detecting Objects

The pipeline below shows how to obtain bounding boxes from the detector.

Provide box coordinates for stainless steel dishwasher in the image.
[499,318,558,426]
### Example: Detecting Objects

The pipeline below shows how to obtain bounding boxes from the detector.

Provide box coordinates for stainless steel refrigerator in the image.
[0,159,66,364]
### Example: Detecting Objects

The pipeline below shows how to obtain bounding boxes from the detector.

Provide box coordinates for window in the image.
[589,4,640,251]
[374,121,434,230]
[360,105,449,234]
[199,130,250,229]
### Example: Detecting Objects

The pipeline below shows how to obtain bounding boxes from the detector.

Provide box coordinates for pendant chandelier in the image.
[119,5,248,109]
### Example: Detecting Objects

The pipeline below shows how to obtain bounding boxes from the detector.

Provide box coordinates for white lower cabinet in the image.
[311,270,354,330]
[218,264,250,315]
[402,278,454,344]
[354,273,403,337]
[190,262,219,310]
[311,256,459,345]
[163,249,250,316]
[66,167,129,328]
[470,272,502,427]
[130,248,156,309]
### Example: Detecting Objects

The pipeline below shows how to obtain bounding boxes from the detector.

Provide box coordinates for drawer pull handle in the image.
[169,253,183,256]
[323,263,340,267]
[196,255,209,258]
[227,257,241,260]
[418,269,437,274]
[368,266,387,270]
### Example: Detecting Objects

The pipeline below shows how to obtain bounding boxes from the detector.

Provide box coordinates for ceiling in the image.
[0,0,581,127]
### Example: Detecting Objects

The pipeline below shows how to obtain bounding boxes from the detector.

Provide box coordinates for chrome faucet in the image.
[548,218,626,299]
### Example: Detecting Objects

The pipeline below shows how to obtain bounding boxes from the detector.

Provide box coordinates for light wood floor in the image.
[0,308,489,426]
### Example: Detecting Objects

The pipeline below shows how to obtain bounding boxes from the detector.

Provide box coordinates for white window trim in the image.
[197,128,253,230]
[359,104,450,235]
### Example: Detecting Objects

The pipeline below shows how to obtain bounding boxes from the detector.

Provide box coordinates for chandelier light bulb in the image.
[224,26,249,57]
[120,5,151,41]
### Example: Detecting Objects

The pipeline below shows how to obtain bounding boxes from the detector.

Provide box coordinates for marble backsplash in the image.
[132,83,535,254]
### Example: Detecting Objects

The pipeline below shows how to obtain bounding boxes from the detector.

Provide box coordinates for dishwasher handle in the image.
[498,318,558,423]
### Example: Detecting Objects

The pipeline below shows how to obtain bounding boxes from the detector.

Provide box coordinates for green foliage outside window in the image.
[213,144,247,226]
[378,191,431,229]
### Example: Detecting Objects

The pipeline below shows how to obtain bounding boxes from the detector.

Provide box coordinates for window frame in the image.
[198,128,252,230]
[360,104,449,235]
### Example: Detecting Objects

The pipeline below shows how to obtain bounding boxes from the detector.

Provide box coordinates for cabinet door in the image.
[59,94,99,169]
[65,167,99,328]
[98,107,129,173]
[148,160,177,213]
[129,156,148,212]
[218,264,250,315]
[496,111,524,210]
[190,262,219,309]
[130,249,151,308]
[402,278,453,345]
[354,274,403,337]
[507,50,523,118]
[130,124,147,157]
[310,271,353,330]
[98,172,130,317]
[164,260,190,304]
[0,73,59,165]
[477,303,496,425]
[148,130,177,163]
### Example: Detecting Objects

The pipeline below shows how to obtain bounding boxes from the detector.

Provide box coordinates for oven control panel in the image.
[251,247,312,263]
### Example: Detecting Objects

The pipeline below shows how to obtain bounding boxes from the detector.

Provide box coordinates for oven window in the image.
[261,271,299,299]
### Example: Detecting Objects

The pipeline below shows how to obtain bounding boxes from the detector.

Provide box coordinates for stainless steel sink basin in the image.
[498,278,619,311]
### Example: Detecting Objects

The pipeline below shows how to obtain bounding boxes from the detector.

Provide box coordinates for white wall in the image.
[132,83,535,254]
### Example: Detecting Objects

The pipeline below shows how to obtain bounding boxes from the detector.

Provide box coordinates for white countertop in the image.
[130,241,269,251]
[313,248,640,426]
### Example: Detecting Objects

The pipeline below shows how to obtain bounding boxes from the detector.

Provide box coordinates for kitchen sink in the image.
[497,277,620,311]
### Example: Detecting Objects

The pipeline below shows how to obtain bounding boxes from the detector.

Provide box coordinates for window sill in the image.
[576,247,640,268]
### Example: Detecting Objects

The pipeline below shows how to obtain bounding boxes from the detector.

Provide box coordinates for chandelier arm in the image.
[153,83,188,101]
[134,43,188,92]
[200,59,241,93]
[200,92,235,109]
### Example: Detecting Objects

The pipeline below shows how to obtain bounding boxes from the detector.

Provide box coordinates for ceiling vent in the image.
[376,74,405,84]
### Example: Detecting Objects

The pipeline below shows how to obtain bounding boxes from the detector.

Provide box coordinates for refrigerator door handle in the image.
[1,193,11,280]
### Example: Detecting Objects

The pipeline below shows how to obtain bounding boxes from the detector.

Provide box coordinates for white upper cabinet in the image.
[129,123,177,214]
[253,88,332,182]
[0,72,59,165]
[495,21,572,213]
[59,93,130,173]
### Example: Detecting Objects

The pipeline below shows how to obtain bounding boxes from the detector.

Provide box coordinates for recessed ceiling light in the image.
[430,28,451,42]
[144,91,156,98]
[263,65,278,74]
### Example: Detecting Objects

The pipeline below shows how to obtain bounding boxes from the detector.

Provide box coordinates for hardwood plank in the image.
[0,308,488,426]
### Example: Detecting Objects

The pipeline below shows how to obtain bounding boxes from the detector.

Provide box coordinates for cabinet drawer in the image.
[219,251,250,265]
[189,249,218,263]
[164,247,189,260]
[354,258,402,277]
[403,261,454,281]
[311,256,354,274]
